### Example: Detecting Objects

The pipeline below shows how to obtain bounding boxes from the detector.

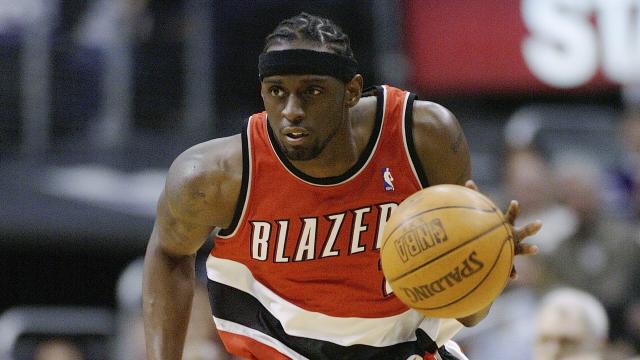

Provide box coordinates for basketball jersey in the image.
[206,85,466,360]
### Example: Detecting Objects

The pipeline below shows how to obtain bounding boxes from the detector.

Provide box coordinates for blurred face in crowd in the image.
[625,114,640,212]
[504,150,554,213]
[621,112,640,158]
[552,155,603,222]
[534,303,603,360]
[34,340,84,360]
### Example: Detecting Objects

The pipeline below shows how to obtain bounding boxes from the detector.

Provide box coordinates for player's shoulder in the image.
[169,133,242,178]
[411,100,464,151]
[409,99,470,185]
[164,134,243,222]
[351,93,377,118]
[411,100,460,136]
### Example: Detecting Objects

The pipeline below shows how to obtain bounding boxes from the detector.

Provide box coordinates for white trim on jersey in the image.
[400,92,424,189]
[214,317,467,360]
[213,317,309,360]
[437,340,469,360]
[435,319,464,346]
[264,86,389,187]
[217,115,255,239]
[206,255,441,347]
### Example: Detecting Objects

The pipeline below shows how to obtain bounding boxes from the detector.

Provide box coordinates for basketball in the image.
[380,184,514,318]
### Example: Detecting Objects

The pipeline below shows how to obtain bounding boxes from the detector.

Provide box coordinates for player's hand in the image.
[464,180,542,280]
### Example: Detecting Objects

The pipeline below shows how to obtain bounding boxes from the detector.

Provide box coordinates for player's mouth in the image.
[282,127,310,144]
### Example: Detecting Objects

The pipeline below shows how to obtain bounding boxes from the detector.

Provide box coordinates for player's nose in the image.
[282,94,304,123]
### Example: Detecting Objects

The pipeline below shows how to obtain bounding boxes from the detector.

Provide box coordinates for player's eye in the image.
[305,87,323,96]
[269,87,285,97]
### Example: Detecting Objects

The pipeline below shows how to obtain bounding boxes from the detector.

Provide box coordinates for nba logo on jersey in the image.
[382,167,394,191]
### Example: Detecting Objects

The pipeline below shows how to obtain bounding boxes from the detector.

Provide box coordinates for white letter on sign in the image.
[596,0,640,83]
[521,0,598,88]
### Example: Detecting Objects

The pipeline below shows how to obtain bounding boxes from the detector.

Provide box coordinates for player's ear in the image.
[344,74,363,108]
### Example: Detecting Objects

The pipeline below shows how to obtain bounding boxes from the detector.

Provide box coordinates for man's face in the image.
[534,304,602,360]
[260,43,348,161]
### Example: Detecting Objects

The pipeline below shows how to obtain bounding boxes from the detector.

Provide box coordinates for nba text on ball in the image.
[393,218,448,263]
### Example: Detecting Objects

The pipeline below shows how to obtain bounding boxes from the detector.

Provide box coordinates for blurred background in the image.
[1,0,639,359]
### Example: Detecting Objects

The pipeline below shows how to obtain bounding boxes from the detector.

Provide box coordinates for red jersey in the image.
[206,85,465,360]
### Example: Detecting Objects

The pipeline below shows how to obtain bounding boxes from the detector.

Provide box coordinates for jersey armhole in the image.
[361,85,379,98]
[217,117,251,237]
[403,93,429,188]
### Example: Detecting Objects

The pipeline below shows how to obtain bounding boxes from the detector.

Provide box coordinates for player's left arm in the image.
[411,100,541,326]
[410,100,470,187]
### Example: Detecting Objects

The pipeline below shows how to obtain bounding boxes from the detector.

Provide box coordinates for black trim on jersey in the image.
[415,329,438,353]
[207,279,461,360]
[266,85,385,185]
[438,345,460,360]
[403,93,429,188]
[361,85,379,97]
[217,117,251,237]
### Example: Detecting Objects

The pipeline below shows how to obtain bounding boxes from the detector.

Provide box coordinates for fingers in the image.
[502,201,542,281]
[464,180,478,191]
[505,200,519,225]
[461,180,541,282]
[510,242,538,280]
[511,220,542,256]
[515,243,539,256]
[513,220,543,242]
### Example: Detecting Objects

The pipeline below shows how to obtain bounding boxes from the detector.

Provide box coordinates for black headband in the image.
[258,49,358,82]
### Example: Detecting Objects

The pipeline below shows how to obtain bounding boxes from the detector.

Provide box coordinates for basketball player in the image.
[143,12,541,360]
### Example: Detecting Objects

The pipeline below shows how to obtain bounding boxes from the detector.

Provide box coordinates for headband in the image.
[258,49,358,82]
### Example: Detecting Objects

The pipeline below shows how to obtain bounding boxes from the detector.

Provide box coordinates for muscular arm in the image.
[143,136,242,359]
[411,101,471,187]
[411,101,489,326]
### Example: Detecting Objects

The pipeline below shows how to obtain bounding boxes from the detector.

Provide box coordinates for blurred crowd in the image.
[457,99,640,359]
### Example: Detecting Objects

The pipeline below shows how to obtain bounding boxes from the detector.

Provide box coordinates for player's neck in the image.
[290,99,375,178]
[289,118,359,178]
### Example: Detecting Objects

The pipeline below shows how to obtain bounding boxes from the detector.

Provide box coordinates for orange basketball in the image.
[380,184,514,318]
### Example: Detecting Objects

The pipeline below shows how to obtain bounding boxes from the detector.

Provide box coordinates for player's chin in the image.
[282,143,322,161]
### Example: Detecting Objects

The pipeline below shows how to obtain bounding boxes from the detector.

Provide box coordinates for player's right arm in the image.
[143,135,242,360]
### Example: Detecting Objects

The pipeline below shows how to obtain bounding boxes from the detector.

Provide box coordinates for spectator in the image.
[33,339,84,360]
[534,287,608,360]
[544,153,640,340]
[456,149,554,360]
[503,148,577,255]
[609,108,640,219]
[623,301,640,354]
